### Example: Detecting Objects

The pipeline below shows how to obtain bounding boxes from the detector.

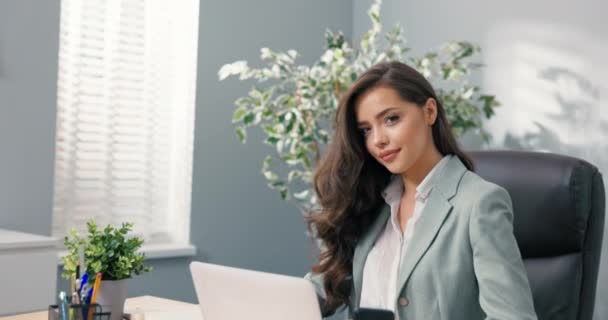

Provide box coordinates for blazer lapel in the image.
[395,195,452,293]
[352,203,390,307]
[395,155,467,296]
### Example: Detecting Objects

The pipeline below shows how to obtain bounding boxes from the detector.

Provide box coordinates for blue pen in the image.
[78,273,89,320]
[86,287,93,304]
[80,283,90,320]
[79,273,89,296]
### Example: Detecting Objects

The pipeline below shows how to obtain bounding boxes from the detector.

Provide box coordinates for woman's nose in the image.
[373,129,388,147]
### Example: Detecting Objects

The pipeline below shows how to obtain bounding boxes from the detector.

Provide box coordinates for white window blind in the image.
[52,0,199,246]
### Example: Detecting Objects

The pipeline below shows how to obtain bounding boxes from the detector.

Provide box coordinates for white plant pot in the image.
[95,279,129,320]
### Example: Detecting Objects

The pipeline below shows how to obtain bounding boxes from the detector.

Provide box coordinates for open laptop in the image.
[190,261,322,320]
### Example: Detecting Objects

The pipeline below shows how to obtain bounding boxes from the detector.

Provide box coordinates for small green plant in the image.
[62,220,152,281]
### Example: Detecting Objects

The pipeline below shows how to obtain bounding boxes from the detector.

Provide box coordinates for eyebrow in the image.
[357,107,399,126]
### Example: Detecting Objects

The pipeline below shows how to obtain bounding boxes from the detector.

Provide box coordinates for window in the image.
[52,0,199,251]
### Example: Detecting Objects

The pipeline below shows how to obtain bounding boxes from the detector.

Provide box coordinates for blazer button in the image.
[399,297,409,307]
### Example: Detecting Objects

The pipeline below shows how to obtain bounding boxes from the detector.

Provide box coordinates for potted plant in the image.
[218,0,500,213]
[62,220,152,320]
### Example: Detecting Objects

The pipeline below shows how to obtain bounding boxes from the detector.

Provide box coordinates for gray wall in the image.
[354,0,608,318]
[0,0,352,309]
[0,0,58,236]
[184,0,352,303]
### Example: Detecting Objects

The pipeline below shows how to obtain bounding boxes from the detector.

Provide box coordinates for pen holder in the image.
[48,303,111,320]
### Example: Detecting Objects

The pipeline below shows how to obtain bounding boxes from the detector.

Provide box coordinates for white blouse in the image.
[359,155,450,317]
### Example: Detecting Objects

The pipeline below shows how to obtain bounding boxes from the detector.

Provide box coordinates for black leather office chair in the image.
[470,150,605,320]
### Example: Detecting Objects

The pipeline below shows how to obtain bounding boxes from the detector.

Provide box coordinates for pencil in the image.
[87,273,103,320]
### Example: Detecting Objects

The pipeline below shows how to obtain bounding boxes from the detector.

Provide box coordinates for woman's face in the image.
[354,86,437,175]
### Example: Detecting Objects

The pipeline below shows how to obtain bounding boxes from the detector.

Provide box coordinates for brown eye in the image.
[386,115,399,124]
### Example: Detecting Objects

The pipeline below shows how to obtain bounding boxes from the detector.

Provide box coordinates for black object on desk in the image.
[353,307,395,320]
[48,303,110,320]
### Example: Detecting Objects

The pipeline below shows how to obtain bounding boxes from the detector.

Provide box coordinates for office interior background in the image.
[0,0,605,319]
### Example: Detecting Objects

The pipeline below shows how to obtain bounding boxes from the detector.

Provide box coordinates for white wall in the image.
[354,0,607,318]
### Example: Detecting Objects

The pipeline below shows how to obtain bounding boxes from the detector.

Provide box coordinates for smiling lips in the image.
[379,148,401,162]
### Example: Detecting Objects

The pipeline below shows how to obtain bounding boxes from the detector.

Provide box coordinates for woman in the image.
[305,61,537,319]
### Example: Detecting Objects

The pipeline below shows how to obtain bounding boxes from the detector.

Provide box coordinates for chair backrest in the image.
[470,150,605,320]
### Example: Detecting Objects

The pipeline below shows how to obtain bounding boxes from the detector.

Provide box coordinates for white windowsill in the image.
[140,243,197,259]
[56,243,197,265]
[0,229,58,251]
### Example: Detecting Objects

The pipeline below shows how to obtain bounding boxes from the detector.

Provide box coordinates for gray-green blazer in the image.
[306,155,537,320]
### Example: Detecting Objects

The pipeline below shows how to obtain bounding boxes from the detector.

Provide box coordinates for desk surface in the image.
[0,296,202,320]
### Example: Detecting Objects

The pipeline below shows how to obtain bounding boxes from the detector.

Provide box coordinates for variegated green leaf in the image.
[218,0,499,211]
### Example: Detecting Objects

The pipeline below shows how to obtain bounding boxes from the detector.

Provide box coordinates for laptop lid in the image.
[190,261,322,320]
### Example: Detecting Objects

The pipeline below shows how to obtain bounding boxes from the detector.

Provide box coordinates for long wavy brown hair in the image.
[306,61,474,308]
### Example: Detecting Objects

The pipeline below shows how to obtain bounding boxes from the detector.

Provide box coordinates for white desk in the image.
[0,296,203,320]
